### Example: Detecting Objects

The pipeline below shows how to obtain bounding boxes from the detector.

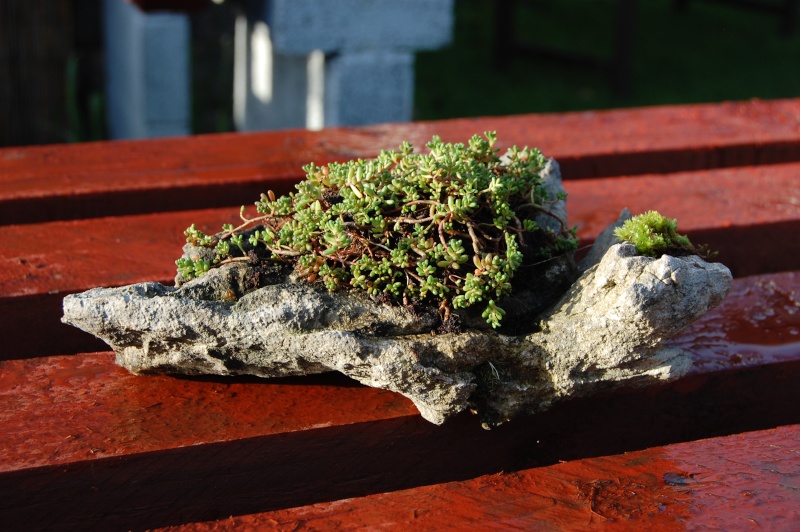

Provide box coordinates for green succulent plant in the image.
[176,133,578,328]
[614,210,711,258]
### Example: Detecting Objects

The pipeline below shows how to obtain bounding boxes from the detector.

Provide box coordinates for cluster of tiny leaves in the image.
[613,211,694,257]
[177,133,578,328]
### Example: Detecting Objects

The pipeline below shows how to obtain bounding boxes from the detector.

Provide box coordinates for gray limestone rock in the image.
[63,237,732,426]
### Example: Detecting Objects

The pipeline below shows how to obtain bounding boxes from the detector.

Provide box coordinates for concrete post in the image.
[324,51,414,127]
[233,11,311,131]
[104,0,190,139]
[235,0,454,131]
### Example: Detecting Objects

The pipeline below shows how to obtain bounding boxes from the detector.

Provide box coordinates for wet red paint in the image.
[565,163,800,244]
[0,353,417,472]
[160,424,800,531]
[668,271,800,372]
[0,208,241,297]
[2,98,800,224]
[0,208,246,359]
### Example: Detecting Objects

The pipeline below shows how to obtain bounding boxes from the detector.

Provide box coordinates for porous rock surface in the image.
[63,237,732,426]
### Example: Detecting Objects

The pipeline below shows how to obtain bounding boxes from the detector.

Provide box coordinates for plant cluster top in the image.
[177,133,578,328]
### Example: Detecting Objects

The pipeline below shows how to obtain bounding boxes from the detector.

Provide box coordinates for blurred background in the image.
[2,0,799,147]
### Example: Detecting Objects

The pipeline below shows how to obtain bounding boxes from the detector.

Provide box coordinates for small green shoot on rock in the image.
[614,210,715,259]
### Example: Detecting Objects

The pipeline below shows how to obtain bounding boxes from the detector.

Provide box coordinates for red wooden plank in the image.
[0,208,238,298]
[2,98,800,224]
[0,358,417,473]
[565,163,800,241]
[564,163,800,278]
[162,424,800,531]
[0,208,241,359]
[1,163,798,359]
[0,272,798,529]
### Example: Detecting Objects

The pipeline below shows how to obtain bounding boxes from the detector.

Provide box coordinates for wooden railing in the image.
[1,99,799,529]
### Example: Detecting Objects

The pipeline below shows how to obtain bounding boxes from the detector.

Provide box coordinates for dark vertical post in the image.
[0,0,73,146]
[612,0,636,99]
[494,0,516,70]
[782,0,798,35]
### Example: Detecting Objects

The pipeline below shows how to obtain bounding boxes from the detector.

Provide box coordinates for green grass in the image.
[414,0,800,119]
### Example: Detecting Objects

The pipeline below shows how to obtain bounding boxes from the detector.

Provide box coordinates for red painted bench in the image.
[1,99,799,529]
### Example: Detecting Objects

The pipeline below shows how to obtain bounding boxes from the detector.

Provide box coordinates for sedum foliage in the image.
[176,133,578,328]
